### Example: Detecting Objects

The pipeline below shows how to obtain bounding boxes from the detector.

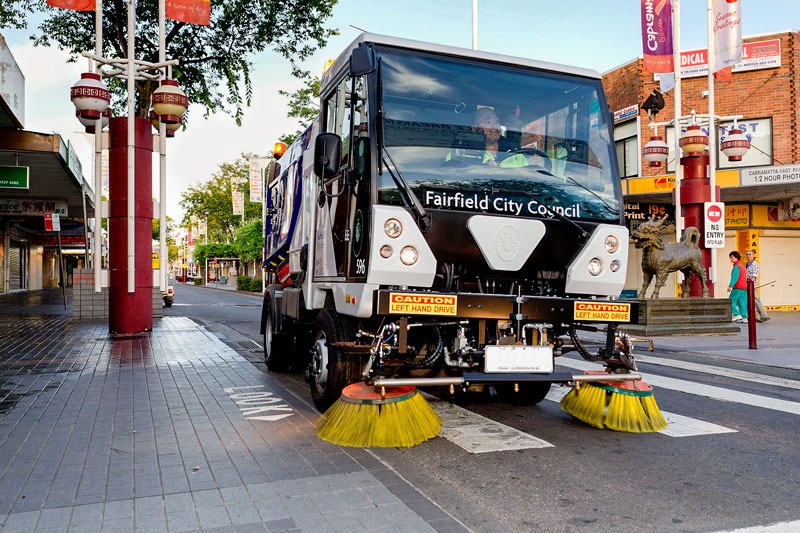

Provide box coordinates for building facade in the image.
[603,30,800,308]
[0,33,95,294]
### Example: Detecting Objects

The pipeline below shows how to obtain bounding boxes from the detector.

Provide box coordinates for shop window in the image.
[614,119,639,178]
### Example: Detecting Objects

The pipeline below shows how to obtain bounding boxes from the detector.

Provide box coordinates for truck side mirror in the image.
[350,45,375,76]
[314,132,342,179]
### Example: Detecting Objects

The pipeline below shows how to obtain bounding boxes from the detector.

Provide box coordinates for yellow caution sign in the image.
[152,252,159,269]
[574,301,632,322]
[389,293,457,316]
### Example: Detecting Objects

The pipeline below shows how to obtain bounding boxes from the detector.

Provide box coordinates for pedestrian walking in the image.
[727,250,748,323]
[745,249,770,322]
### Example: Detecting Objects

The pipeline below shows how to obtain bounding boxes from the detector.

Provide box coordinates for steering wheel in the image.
[509,147,553,172]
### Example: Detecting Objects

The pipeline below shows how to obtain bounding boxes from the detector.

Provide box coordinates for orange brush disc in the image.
[339,382,418,405]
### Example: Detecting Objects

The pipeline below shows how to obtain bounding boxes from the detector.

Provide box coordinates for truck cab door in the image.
[318,74,370,281]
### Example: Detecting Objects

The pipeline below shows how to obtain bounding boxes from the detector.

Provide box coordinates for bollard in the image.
[747,279,757,349]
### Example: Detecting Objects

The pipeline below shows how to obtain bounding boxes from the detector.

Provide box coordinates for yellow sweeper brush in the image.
[316,382,441,448]
[560,371,667,433]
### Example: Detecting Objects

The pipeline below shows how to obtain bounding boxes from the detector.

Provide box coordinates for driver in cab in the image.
[446,107,540,168]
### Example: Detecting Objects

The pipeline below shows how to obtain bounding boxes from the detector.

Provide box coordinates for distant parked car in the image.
[163,286,174,307]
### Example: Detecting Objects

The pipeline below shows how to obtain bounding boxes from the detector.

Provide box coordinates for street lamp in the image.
[71,0,186,333]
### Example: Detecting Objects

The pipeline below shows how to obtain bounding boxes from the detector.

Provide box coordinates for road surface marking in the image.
[717,520,800,532]
[546,385,737,437]
[423,394,554,453]
[637,354,800,390]
[223,385,294,421]
[557,358,800,416]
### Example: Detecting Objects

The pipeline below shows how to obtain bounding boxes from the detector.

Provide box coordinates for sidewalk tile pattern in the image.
[0,311,467,532]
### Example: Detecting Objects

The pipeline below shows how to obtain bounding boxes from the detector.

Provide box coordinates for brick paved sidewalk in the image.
[0,300,468,532]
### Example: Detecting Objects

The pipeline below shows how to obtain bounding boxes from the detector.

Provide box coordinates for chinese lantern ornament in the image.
[77,107,112,134]
[643,135,669,167]
[679,124,709,154]
[150,109,181,138]
[151,79,188,125]
[721,129,750,162]
[70,72,110,120]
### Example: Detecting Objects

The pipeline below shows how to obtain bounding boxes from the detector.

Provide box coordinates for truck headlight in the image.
[380,245,393,259]
[384,218,403,239]
[604,234,619,253]
[610,259,621,273]
[399,246,419,266]
[588,257,603,276]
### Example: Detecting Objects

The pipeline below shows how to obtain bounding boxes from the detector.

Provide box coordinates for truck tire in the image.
[309,308,358,412]
[263,292,293,372]
[490,382,551,405]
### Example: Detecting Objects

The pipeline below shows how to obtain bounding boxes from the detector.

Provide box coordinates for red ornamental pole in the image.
[747,279,757,349]
[108,117,154,333]
[678,152,718,298]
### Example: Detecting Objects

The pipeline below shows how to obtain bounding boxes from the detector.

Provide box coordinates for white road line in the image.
[546,384,736,437]
[423,394,554,453]
[716,520,800,532]
[558,358,800,416]
[637,355,800,390]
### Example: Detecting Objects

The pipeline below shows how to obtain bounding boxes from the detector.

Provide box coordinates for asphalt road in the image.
[168,282,800,532]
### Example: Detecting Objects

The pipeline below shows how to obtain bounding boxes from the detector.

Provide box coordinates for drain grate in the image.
[236,340,263,351]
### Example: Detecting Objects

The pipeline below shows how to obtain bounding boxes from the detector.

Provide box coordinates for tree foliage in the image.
[234,219,264,263]
[152,215,176,243]
[192,242,236,266]
[278,74,320,145]
[2,0,338,123]
[179,154,263,243]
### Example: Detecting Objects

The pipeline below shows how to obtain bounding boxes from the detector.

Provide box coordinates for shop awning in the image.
[0,128,94,220]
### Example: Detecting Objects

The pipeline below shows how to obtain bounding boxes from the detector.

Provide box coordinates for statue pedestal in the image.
[620,298,740,336]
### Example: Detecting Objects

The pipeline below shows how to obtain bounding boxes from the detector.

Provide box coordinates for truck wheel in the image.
[490,382,551,405]
[309,308,357,412]
[263,293,293,372]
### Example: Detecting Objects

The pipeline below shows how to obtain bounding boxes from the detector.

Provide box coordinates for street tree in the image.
[1,0,337,123]
[278,74,320,145]
[179,154,263,243]
[234,219,264,275]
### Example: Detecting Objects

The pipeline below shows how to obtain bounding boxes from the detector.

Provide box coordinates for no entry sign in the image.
[704,202,725,248]
[44,213,61,232]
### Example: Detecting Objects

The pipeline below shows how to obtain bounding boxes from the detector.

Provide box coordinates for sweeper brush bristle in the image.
[560,374,668,433]
[559,382,607,429]
[316,383,442,448]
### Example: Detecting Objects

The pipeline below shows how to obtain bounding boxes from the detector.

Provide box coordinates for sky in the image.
[2,0,799,221]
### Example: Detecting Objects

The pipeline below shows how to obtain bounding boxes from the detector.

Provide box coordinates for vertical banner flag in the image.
[232,191,244,216]
[165,0,211,26]
[712,0,742,79]
[641,0,674,73]
[248,158,268,203]
[46,0,96,10]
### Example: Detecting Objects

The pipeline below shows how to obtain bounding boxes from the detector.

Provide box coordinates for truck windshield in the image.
[377,47,621,221]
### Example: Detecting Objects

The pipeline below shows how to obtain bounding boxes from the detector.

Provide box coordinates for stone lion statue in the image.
[630,215,709,299]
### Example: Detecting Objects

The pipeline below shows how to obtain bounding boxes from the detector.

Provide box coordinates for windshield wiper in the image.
[535,169,617,215]
[382,146,432,231]
[490,186,589,244]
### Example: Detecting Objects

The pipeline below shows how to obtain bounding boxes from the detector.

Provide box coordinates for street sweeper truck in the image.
[261,33,666,435]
